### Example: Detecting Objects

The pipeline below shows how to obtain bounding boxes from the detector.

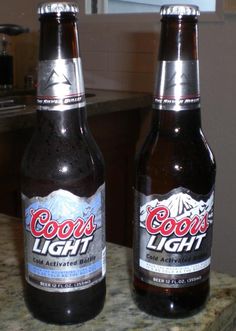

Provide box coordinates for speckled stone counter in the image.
[0,89,152,133]
[0,214,236,331]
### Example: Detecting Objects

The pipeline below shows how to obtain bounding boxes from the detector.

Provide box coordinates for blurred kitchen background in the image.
[0,0,235,276]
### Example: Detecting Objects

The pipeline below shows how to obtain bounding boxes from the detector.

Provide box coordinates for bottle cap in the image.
[160,5,200,17]
[38,2,79,15]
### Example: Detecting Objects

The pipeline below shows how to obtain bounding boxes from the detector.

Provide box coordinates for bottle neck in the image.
[39,13,79,60]
[153,15,200,112]
[37,12,86,112]
[159,15,198,61]
[153,108,202,137]
[36,107,88,137]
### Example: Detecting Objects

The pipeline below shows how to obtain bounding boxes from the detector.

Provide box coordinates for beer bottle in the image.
[133,5,216,318]
[21,2,106,324]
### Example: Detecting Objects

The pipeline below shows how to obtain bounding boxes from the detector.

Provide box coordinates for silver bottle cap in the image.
[160,5,200,17]
[38,2,79,15]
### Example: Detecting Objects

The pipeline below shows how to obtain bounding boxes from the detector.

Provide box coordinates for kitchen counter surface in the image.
[0,89,152,133]
[0,213,236,331]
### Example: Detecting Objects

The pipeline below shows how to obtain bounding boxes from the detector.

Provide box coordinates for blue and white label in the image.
[22,184,106,292]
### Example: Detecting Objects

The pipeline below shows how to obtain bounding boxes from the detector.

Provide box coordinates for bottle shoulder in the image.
[21,128,104,195]
[136,130,216,195]
[139,127,214,161]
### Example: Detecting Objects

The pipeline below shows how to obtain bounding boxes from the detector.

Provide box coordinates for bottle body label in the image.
[153,60,200,111]
[37,58,86,111]
[134,187,214,288]
[23,184,106,293]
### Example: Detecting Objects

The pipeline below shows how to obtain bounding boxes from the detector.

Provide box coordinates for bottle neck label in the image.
[153,60,200,111]
[37,58,86,111]
[23,184,106,293]
[134,187,214,288]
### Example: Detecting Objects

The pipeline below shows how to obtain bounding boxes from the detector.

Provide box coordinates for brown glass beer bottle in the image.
[133,5,216,318]
[21,2,106,324]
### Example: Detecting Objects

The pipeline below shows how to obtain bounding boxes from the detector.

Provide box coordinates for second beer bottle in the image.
[21,2,106,324]
[133,5,216,318]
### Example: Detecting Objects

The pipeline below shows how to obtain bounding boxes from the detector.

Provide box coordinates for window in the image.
[107,0,216,14]
[87,0,216,14]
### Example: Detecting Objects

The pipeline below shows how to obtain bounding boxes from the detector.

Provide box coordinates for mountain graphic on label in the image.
[44,69,71,90]
[23,186,104,229]
[166,72,189,90]
[140,189,214,228]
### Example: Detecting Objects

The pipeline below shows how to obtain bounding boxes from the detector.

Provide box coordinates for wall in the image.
[78,8,236,276]
[0,0,38,30]
[198,17,236,276]
[0,0,39,88]
[0,1,235,275]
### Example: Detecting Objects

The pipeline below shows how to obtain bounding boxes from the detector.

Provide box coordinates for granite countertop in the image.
[0,89,152,133]
[0,213,236,331]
